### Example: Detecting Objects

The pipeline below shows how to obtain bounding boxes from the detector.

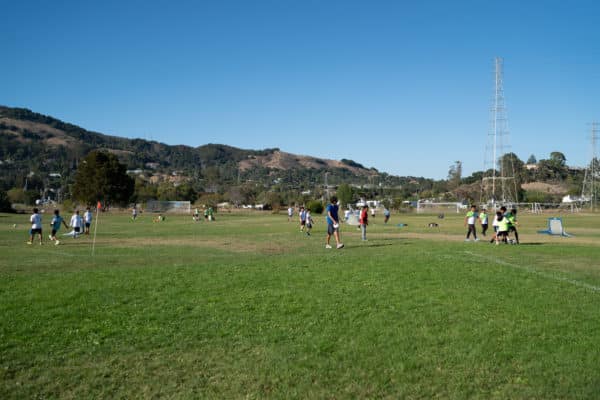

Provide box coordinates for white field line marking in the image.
[35,247,78,258]
[464,251,600,293]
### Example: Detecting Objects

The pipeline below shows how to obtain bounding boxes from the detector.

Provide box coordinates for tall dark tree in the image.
[336,183,353,207]
[550,151,567,167]
[0,190,14,212]
[72,151,134,206]
[447,161,462,189]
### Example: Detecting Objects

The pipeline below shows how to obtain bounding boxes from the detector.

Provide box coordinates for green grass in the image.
[1,210,600,399]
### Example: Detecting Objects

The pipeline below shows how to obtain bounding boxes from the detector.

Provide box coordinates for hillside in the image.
[0,106,381,194]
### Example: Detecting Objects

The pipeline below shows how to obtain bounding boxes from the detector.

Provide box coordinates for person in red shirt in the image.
[359,205,369,241]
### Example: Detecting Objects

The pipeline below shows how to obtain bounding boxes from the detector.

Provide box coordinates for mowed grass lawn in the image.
[1,209,600,399]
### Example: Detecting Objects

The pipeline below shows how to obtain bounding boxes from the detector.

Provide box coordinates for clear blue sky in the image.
[2,0,599,179]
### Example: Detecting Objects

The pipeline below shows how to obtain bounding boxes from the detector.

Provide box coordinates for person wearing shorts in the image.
[84,207,93,235]
[305,210,314,236]
[49,209,69,245]
[299,206,307,232]
[70,210,83,238]
[28,208,43,245]
[494,211,509,245]
[325,196,344,249]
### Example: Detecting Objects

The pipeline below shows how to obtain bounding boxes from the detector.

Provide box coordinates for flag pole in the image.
[92,201,101,256]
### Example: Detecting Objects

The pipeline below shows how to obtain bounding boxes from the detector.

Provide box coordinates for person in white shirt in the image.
[69,210,83,238]
[287,206,294,222]
[83,207,93,235]
[305,210,314,236]
[28,208,43,245]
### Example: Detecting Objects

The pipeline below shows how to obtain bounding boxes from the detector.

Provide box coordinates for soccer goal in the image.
[145,200,191,214]
[416,201,464,214]
[537,217,572,237]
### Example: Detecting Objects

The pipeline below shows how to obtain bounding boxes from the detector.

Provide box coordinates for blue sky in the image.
[2,0,599,179]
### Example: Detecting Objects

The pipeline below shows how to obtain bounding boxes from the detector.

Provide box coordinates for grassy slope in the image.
[1,210,600,399]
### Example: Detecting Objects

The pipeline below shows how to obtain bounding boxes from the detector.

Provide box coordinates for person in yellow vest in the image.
[506,208,519,244]
[495,211,510,245]
[464,205,479,242]
[479,208,489,236]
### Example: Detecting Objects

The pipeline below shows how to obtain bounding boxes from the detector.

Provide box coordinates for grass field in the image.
[2,209,600,399]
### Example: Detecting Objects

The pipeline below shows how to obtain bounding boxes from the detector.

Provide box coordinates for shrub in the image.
[0,190,14,212]
[307,200,324,214]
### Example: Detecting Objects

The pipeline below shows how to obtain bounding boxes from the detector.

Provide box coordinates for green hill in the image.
[1,106,412,202]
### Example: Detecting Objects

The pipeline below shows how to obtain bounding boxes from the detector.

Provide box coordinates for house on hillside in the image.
[562,194,589,203]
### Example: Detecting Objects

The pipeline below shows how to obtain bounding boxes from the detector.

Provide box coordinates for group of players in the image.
[26,201,519,247]
[27,207,93,245]
[464,205,519,245]
[289,198,520,248]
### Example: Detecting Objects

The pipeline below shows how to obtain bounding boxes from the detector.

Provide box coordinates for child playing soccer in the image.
[49,209,69,245]
[83,207,93,235]
[464,205,479,241]
[506,208,520,244]
[28,208,43,245]
[305,210,314,236]
[491,211,509,245]
[479,208,489,236]
[67,210,83,238]
[299,206,307,232]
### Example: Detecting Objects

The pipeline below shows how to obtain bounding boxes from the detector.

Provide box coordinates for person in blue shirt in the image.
[325,196,344,249]
[49,209,69,245]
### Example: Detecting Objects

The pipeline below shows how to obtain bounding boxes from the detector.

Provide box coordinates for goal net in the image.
[416,201,464,214]
[145,200,191,214]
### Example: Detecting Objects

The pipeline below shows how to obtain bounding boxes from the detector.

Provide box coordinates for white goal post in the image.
[145,200,191,214]
[416,201,465,214]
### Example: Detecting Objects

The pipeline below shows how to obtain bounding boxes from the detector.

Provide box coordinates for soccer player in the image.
[49,209,69,245]
[383,207,391,224]
[299,206,307,232]
[28,208,43,245]
[325,196,344,249]
[494,211,509,245]
[287,206,294,222]
[506,208,520,244]
[464,205,479,241]
[305,210,314,236]
[83,207,93,235]
[69,210,83,238]
[132,205,138,221]
[479,208,489,236]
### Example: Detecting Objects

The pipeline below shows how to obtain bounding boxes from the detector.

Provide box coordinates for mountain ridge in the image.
[0,105,386,195]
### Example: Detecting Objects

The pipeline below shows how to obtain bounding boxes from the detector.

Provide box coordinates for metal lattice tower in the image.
[481,57,518,209]
[581,122,599,210]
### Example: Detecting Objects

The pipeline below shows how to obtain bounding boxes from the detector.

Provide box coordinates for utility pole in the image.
[582,122,599,210]
[324,172,330,201]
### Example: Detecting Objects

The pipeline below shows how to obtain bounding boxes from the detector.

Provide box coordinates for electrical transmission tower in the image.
[481,57,518,209]
[581,122,599,210]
